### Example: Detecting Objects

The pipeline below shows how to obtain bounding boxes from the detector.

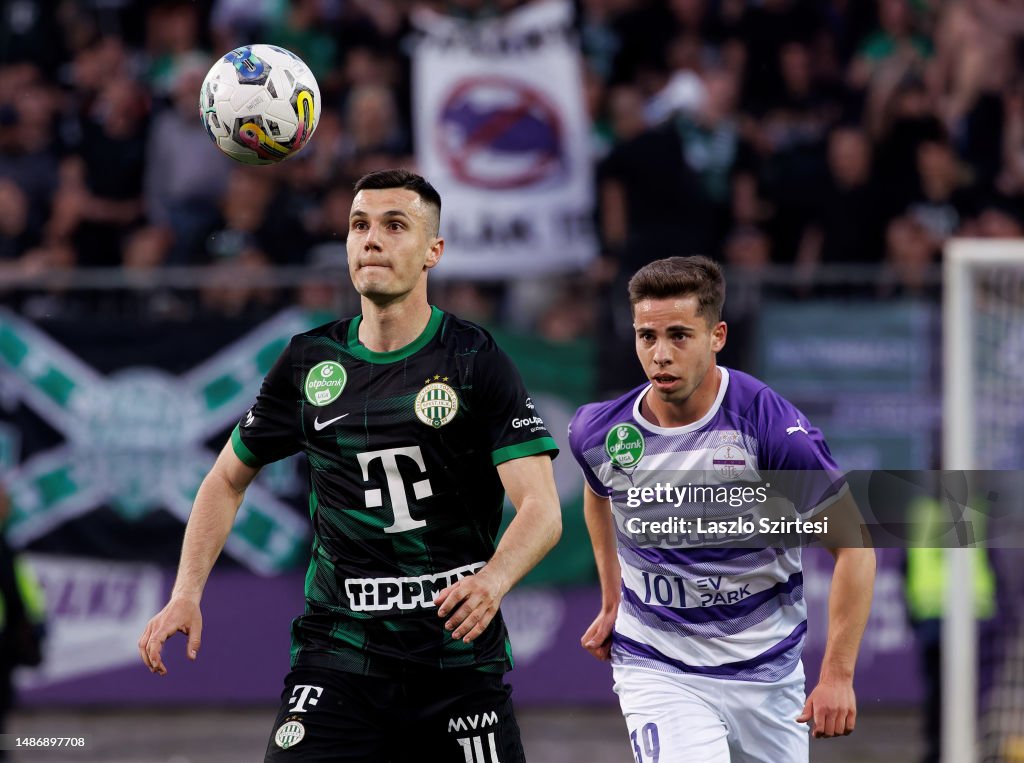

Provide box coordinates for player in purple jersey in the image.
[569,256,875,762]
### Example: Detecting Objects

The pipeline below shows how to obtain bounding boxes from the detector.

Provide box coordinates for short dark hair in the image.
[353,169,442,235]
[627,255,725,324]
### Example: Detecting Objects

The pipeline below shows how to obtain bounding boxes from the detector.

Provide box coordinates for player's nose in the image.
[651,338,672,364]
[363,223,383,250]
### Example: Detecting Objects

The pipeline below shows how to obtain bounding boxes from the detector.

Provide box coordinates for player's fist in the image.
[797,678,856,738]
[581,608,616,661]
[138,597,203,676]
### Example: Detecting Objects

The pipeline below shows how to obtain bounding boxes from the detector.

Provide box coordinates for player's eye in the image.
[351,221,368,231]
[387,222,404,231]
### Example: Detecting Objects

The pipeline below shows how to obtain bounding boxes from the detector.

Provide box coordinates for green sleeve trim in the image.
[231,424,262,468]
[491,436,559,466]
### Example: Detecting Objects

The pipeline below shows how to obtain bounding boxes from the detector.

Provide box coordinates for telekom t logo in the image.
[289,685,324,713]
[357,446,434,533]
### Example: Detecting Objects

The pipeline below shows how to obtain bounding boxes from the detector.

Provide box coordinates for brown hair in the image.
[627,256,725,324]
[353,169,442,235]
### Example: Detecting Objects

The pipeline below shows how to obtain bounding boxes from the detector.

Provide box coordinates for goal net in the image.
[944,240,1024,763]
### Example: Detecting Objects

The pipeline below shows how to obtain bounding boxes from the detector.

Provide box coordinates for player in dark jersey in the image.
[139,169,562,762]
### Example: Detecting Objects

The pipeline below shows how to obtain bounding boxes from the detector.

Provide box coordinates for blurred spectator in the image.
[0,180,37,262]
[210,0,280,54]
[433,281,501,327]
[0,64,60,233]
[720,224,771,366]
[878,214,939,299]
[204,167,275,262]
[929,3,1008,187]
[723,224,771,272]
[598,112,715,278]
[199,245,278,317]
[535,280,594,342]
[595,93,718,392]
[67,35,135,105]
[122,225,173,271]
[145,62,231,264]
[144,1,207,97]
[297,111,347,189]
[748,39,842,260]
[11,240,78,320]
[849,0,932,92]
[0,0,68,76]
[606,84,648,145]
[340,84,411,177]
[872,94,945,220]
[296,272,343,315]
[305,184,354,267]
[265,0,338,83]
[737,0,822,111]
[932,0,1017,134]
[341,45,398,91]
[998,82,1024,196]
[55,76,150,266]
[904,134,978,245]
[800,125,884,267]
[579,0,628,83]
[677,66,749,229]
[973,195,1024,239]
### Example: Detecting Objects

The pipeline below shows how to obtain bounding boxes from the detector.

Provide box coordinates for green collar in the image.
[346,305,444,363]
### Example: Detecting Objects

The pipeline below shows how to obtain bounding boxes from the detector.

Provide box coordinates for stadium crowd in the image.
[0,0,1023,328]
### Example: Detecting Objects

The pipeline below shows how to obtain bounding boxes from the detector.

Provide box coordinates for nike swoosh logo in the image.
[313,413,349,431]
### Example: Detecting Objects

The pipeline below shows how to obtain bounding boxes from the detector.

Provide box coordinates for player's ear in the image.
[711,320,727,353]
[424,237,444,270]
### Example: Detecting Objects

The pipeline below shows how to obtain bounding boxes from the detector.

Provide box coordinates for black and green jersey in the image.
[231,306,558,677]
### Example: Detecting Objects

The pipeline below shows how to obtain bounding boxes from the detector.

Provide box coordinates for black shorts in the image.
[263,665,525,762]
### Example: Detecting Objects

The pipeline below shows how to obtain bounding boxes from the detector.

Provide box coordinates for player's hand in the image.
[138,596,203,676]
[434,567,508,644]
[580,609,616,661]
[797,678,856,738]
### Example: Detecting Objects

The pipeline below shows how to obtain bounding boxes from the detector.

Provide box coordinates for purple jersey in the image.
[569,367,843,682]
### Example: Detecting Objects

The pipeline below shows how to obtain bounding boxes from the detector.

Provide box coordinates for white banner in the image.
[412,0,597,278]
[15,554,164,688]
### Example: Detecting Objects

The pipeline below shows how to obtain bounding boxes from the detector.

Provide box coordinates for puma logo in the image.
[786,419,809,436]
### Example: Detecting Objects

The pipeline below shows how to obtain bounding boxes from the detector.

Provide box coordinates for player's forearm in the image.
[485,496,561,595]
[820,547,876,681]
[584,491,621,611]
[170,471,246,603]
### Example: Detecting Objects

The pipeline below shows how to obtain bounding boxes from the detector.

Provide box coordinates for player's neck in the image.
[643,366,721,428]
[358,294,433,353]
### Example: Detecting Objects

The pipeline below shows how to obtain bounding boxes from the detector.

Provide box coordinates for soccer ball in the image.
[199,44,321,165]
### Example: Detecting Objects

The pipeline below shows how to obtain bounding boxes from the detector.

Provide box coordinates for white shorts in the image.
[612,663,809,763]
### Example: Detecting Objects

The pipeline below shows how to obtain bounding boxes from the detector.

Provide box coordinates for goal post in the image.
[943,239,1024,763]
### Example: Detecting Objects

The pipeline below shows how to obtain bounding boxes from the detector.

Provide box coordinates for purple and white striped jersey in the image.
[569,367,843,683]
